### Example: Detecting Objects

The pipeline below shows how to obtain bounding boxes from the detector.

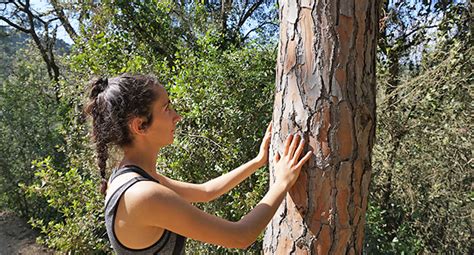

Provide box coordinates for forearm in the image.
[204,158,263,201]
[236,181,288,248]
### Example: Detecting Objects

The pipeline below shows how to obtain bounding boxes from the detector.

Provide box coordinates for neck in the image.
[120,142,161,175]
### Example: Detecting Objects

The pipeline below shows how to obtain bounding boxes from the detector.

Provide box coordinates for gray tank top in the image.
[105,165,186,254]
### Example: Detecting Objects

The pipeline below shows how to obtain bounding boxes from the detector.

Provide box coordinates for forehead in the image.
[153,85,169,107]
[155,84,169,100]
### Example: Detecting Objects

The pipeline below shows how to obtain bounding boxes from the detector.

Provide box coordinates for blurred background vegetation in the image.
[0,0,471,254]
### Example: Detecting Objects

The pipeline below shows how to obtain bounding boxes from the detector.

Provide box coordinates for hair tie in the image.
[89,77,109,99]
[97,77,108,91]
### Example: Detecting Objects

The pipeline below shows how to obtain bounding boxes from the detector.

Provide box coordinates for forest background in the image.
[0,0,472,254]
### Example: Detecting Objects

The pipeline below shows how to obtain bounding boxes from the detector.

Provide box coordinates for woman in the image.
[85,74,312,254]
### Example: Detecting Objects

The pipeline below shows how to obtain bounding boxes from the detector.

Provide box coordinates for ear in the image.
[129,117,147,136]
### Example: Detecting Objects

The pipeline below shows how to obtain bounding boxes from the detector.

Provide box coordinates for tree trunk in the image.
[264,0,378,254]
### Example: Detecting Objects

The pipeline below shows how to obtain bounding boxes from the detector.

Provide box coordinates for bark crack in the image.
[265,0,377,253]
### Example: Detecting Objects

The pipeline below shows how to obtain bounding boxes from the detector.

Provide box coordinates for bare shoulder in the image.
[120,181,183,222]
[119,179,247,248]
[131,179,175,195]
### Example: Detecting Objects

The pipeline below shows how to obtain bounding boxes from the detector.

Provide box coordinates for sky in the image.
[3,0,274,46]
[0,0,76,45]
[2,0,465,48]
[33,0,77,44]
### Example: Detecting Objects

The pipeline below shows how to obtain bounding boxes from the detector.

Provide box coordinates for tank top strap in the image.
[104,176,176,253]
[109,165,159,183]
[105,176,146,209]
[104,167,187,254]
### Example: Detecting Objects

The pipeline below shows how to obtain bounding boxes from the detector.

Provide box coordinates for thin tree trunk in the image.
[50,0,78,43]
[264,0,378,254]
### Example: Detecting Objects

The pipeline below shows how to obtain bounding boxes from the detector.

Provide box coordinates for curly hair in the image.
[84,74,161,195]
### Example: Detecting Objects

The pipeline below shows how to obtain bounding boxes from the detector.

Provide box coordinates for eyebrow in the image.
[163,99,170,107]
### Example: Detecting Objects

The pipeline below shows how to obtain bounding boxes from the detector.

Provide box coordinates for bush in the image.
[0,46,65,217]
[24,157,110,253]
[157,38,276,253]
[368,43,472,253]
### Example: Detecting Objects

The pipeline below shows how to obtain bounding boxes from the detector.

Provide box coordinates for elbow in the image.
[235,239,254,250]
[198,190,212,203]
[201,195,213,203]
[217,221,257,249]
[201,183,217,202]
[226,236,253,249]
[231,223,257,249]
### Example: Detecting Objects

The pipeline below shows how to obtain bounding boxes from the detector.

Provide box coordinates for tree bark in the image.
[264,0,378,254]
[50,0,79,43]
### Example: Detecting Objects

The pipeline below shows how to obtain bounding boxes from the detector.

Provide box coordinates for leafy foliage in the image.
[0,1,471,254]
[0,45,65,217]
[366,42,472,254]
[158,40,275,253]
[75,29,276,253]
[24,157,110,253]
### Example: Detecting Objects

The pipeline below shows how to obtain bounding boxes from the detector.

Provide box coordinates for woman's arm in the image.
[156,123,272,203]
[131,134,312,248]
[201,157,263,202]
[133,174,289,248]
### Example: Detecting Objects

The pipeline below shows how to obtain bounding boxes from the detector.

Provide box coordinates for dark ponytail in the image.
[85,77,110,195]
[97,141,109,195]
[84,74,161,195]
[93,101,109,195]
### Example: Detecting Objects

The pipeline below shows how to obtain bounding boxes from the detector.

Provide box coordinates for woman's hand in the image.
[274,134,312,190]
[255,122,272,167]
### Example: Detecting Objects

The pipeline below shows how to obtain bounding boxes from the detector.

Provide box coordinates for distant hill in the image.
[0,26,71,53]
[0,26,30,55]
[0,26,71,81]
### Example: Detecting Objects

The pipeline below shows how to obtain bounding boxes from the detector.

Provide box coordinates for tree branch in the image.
[0,16,30,33]
[2,0,61,84]
[0,2,8,12]
[401,24,438,42]
[46,17,60,24]
[242,21,274,41]
[50,0,78,42]
[171,6,197,47]
[237,0,263,29]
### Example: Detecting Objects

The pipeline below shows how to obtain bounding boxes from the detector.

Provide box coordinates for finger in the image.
[274,152,280,162]
[266,121,272,134]
[283,134,293,156]
[293,137,305,160]
[295,151,313,169]
[263,135,270,143]
[263,122,272,141]
[262,136,271,150]
[264,129,272,140]
[288,134,301,158]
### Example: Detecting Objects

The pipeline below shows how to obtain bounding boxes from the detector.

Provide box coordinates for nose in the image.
[173,109,182,124]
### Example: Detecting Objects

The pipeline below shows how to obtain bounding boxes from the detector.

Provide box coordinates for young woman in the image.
[85,74,312,254]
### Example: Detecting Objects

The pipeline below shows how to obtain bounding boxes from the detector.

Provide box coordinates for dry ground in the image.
[0,211,54,255]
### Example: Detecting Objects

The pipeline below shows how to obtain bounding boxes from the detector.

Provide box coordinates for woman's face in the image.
[143,85,181,148]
